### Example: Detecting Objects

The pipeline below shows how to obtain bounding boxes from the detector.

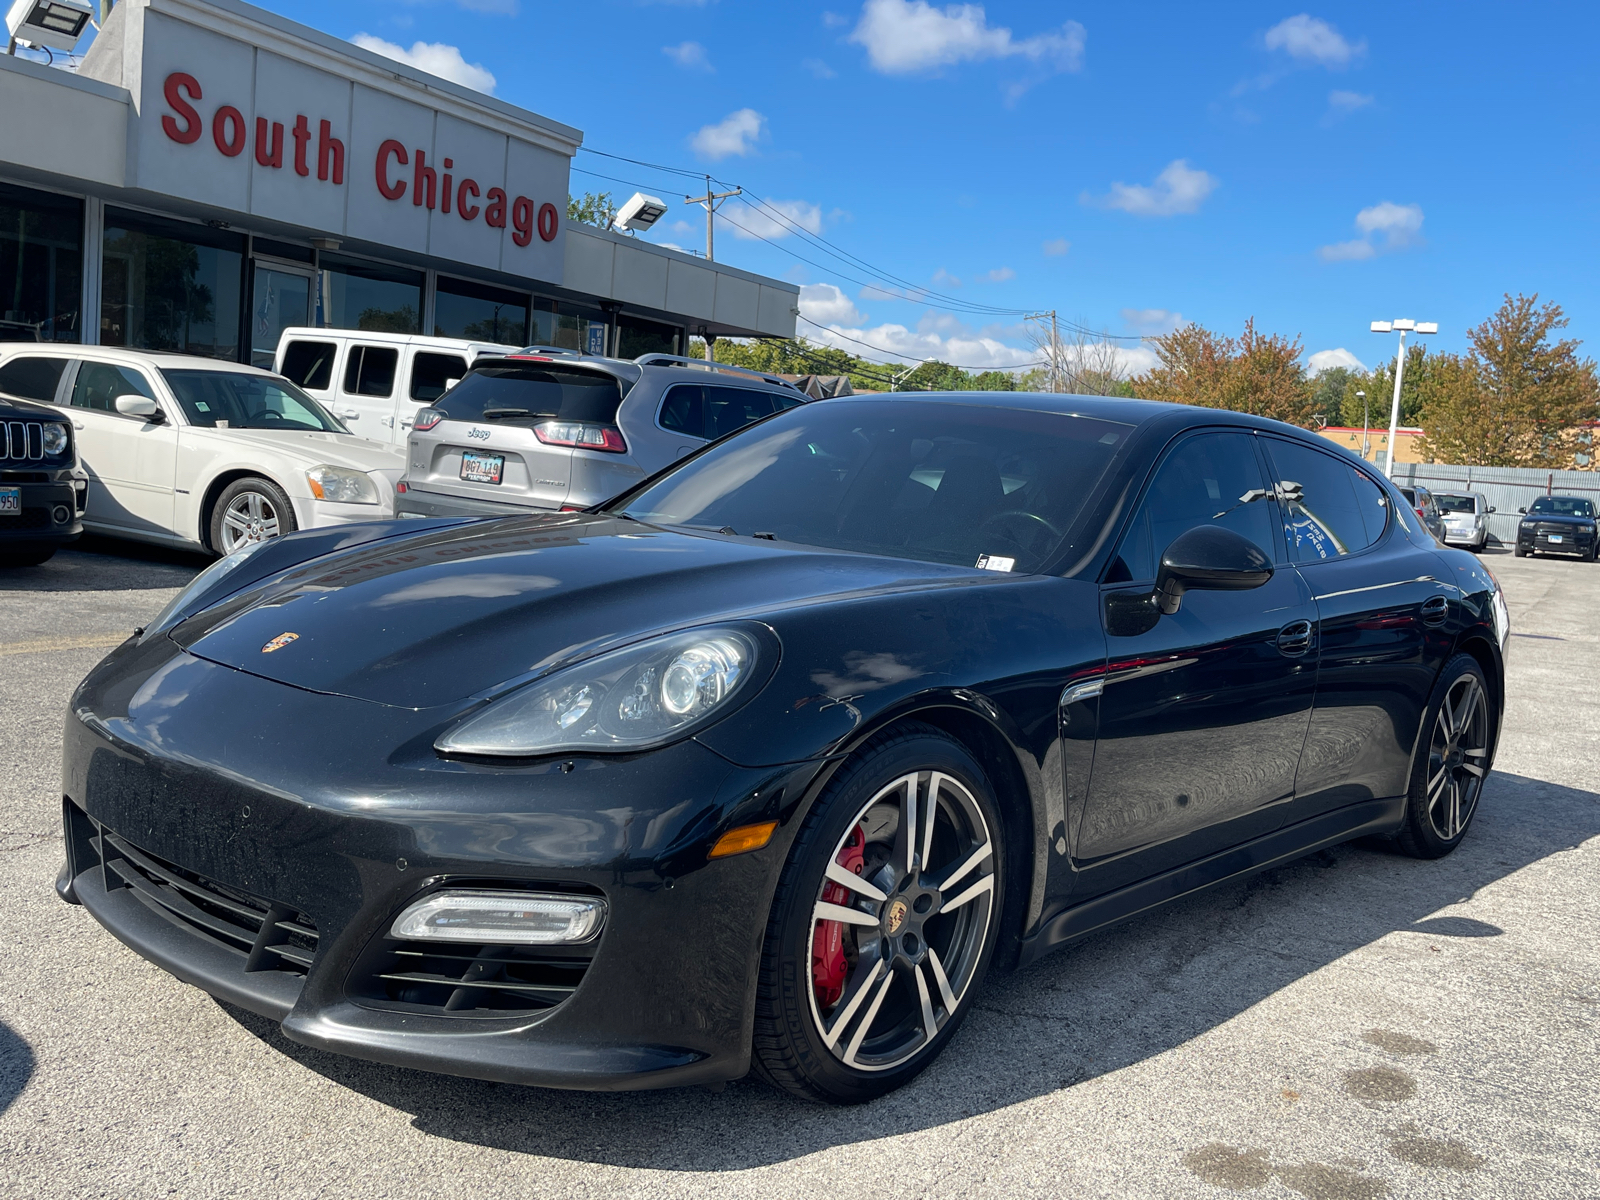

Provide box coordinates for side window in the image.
[1262,438,1384,561]
[70,362,156,415]
[1109,431,1274,582]
[280,340,337,390]
[0,356,71,402]
[658,384,704,439]
[703,386,779,440]
[342,346,398,397]
[411,352,469,403]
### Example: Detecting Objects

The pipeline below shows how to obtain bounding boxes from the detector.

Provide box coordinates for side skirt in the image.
[1017,796,1405,968]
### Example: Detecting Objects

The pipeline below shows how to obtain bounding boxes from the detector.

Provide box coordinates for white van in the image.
[273,328,518,446]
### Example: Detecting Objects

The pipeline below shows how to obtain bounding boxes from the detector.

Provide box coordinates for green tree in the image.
[566,191,618,229]
[1133,319,1318,426]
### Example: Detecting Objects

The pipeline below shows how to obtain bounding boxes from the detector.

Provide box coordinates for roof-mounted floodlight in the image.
[612,192,669,234]
[5,0,92,51]
[1391,319,1417,331]
[1370,321,1393,333]
[1414,322,1439,335]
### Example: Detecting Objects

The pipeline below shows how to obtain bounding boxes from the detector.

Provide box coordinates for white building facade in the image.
[0,0,797,364]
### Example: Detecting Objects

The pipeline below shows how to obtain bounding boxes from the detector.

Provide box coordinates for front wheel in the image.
[1395,654,1492,859]
[752,727,1005,1103]
[209,477,297,555]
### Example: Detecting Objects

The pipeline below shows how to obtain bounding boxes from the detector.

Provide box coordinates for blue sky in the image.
[129,2,1600,374]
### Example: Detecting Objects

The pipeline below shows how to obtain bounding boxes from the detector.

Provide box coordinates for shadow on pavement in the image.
[0,1019,36,1119]
[220,769,1600,1171]
[0,534,207,593]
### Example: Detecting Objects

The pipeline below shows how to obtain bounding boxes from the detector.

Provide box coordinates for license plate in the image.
[1548,534,1564,543]
[0,487,18,515]
[460,451,504,485]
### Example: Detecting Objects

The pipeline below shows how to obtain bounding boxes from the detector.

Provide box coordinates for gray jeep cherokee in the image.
[394,351,807,518]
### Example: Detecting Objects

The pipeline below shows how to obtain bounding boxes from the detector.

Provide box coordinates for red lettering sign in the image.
[161,73,202,144]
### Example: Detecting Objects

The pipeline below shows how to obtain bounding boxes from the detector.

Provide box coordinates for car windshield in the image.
[1435,493,1477,514]
[613,399,1133,573]
[162,369,347,432]
[1529,496,1594,517]
[433,364,626,425]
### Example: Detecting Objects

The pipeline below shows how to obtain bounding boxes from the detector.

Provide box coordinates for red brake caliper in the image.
[812,824,866,1009]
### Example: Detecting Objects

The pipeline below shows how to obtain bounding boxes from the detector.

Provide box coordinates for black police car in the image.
[1514,495,1597,560]
[0,391,86,566]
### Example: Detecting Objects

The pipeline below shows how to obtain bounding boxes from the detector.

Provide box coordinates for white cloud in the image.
[979,266,1015,282]
[725,198,822,241]
[1264,14,1365,67]
[802,58,837,79]
[663,41,713,71]
[351,35,496,93]
[1121,308,1184,335]
[822,10,850,26]
[805,321,1039,371]
[799,283,867,326]
[932,268,962,288]
[1042,238,1070,256]
[1085,159,1217,217]
[849,0,1085,76]
[1307,348,1367,375]
[691,108,766,160]
[1328,89,1374,112]
[1319,200,1424,262]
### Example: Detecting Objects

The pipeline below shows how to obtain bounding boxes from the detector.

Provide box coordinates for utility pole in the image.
[684,175,741,263]
[1026,311,1062,392]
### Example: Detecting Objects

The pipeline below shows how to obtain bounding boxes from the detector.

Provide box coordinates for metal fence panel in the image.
[1391,463,1600,544]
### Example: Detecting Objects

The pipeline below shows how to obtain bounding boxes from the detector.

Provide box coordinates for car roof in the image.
[0,345,281,375]
[278,327,517,352]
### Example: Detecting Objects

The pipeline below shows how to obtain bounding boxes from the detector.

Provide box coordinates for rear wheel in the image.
[209,477,296,555]
[1395,654,1491,859]
[752,727,1004,1103]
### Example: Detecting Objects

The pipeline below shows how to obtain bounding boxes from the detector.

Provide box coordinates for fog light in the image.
[389,889,606,944]
[51,505,71,524]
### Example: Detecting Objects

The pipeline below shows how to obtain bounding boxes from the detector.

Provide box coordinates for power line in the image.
[797,315,1049,373]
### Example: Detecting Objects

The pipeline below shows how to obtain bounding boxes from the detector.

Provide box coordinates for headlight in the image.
[306,464,379,504]
[41,423,69,456]
[140,539,273,640]
[437,625,769,757]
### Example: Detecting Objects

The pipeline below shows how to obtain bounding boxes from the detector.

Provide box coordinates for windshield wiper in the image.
[481,407,532,419]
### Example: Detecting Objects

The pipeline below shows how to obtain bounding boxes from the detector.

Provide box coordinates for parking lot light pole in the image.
[1357,390,1369,460]
[1370,319,1438,476]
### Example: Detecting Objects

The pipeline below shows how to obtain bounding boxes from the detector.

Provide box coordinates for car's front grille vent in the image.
[356,940,593,1018]
[12,507,53,529]
[92,829,319,977]
[0,470,47,482]
[3,421,47,461]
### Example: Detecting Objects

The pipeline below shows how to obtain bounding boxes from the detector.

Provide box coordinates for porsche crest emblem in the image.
[886,899,908,935]
[261,632,300,654]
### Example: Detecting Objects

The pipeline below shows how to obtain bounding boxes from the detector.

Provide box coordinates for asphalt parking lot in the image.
[0,537,1595,1199]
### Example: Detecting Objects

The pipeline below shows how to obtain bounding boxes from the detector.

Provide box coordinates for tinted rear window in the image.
[280,340,336,390]
[0,355,70,402]
[434,365,625,425]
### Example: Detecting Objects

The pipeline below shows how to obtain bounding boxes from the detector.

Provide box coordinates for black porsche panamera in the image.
[59,392,1509,1104]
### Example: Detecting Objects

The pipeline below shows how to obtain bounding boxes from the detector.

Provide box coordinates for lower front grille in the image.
[90,826,319,978]
[8,507,54,530]
[354,938,593,1018]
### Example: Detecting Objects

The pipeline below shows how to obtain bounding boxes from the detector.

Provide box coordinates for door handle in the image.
[400,418,416,430]
[338,408,359,419]
[1277,619,1314,656]
[73,422,84,430]
[1421,595,1449,626]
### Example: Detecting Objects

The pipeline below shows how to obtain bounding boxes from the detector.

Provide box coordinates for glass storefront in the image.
[617,314,682,359]
[529,297,604,354]
[0,182,82,343]
[318,254,423,334]
[249,264,314,368]
[102,209,243,359]
[434,276,529,346]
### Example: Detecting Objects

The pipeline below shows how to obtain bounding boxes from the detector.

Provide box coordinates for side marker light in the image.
[708,820,779,860]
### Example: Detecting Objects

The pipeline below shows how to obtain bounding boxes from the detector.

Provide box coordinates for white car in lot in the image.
[0,347,405,555]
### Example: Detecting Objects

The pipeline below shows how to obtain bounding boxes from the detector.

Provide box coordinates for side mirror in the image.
[114,394,162,422]
[1487,506,1496,514]
[1154,525,1274,616]
[1517,507,1526,514]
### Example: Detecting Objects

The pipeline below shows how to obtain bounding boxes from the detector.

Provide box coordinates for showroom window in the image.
[0,182,83,343]
[617,314,682,359]
[318,255,422,334]
[102,209,243,359]
[529,297,604,354]
[434,276,529,345]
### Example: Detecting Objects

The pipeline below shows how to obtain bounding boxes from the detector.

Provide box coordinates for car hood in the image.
[185,428,406,472]
[1520,512,1594,526]
[174,514,997,708]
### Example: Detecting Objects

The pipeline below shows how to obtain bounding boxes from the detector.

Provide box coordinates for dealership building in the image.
[0,0,798,367]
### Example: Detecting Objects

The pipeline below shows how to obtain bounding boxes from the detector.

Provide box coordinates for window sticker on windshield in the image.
[975,554,1015,572]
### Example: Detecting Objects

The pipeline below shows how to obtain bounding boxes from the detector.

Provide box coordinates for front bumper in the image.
[1517,526,1594,556]
[394,483,555,520]
[0,478,84,546]
[61,638,822,1090]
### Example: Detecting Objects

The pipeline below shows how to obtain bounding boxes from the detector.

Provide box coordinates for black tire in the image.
[1513,544,1529,557]
[208,477,297,555]
[1395,654,1492,859]
[752,725,1006,1104]
[0,547,55,567]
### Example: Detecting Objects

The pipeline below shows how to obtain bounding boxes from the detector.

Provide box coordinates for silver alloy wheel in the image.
[1427,673,1489,840]
[806,770,995,1072]
[219,489,282,553]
